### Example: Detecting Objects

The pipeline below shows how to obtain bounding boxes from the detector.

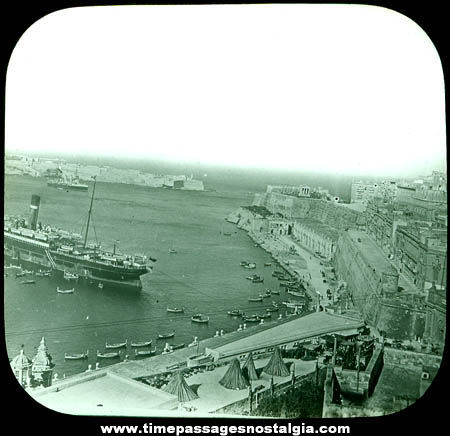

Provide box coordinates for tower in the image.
[31,337,54,387]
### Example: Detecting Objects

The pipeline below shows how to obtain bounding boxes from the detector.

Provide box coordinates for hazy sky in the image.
[5,4,446,176]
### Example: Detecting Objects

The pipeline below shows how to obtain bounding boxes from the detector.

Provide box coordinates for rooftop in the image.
[211,312,364,357]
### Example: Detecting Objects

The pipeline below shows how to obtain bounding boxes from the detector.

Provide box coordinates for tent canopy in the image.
[162,371,198,402]
[219,358,249,390]
[263,346,290,377]
[242,351,259,381]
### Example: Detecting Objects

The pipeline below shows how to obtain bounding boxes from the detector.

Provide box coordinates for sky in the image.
[5,4,446,177]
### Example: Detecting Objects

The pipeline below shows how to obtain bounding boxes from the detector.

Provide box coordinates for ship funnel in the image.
[29,195,41,230]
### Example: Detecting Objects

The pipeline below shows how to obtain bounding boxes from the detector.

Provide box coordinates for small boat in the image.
[171,343,185,350]
[266,305,279,313]
[131,340,153,347]
[223,232,232,236]
[64,271,79,280]
[167,307,184,313]
[264,263,272,267]
[157,332,175,339]
[258,312,272,319]
[227,309,243,316]
[240,261,249,267]
[97,350,121,359]
[169,248,177,254]
[191,314,209,323]
[65,351,88,360]
[270,289,280,295]
[105,339,127,349]
[98,282,104,289]
[246,274,259,280]
[57,287,74,294]
[243,316,260,323]
[252,277,264,283]
[135,348,157,357]
[244,263,256,269]
[36,270,51,277]
[260,292,271,299]
[16,272,26,278]
[20,280,35,285]
[248,297,263,302]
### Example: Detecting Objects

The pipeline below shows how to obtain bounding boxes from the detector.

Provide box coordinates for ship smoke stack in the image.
[29,195,41,230]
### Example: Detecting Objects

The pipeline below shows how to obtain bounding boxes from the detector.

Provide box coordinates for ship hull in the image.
[4,235,147,292]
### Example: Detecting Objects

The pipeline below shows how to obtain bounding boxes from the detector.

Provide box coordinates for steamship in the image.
[4,178,154,291]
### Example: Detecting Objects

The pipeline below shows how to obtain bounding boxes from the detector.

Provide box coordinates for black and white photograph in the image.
[4,3,447,422]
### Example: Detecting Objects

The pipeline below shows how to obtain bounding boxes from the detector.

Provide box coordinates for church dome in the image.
[10,348,32,371]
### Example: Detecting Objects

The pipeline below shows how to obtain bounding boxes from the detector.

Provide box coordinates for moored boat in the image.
[65,351,88,360]
[240,261,249,267]
[157,332,175,339]
[64,270,79,280]
[227,309,243,316]
[57,286,74,294]
[264,263,272,267]
[97,350,121,359]
[130,340,152,347]
[248,297,263,302]
[16,272,26,278]
[246,274,259,280]
[258,312,272,319]
[260,292,271,299]
[243,316,260,323]
[135,348,157,357]
[167,307,184,313]
[191,314,209,323]
[105,339,127,349]
[270,289,280,295]
[20,279,36,285]
[171,343,185,350]
[252,277,264,283]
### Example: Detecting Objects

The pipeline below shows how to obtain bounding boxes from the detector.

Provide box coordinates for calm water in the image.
[4,175,295,377]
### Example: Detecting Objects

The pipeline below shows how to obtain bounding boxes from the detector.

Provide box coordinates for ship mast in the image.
[83,176,97,248]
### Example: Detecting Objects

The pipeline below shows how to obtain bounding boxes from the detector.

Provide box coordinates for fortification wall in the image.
[334,232,425,340]
[254,193,361,229]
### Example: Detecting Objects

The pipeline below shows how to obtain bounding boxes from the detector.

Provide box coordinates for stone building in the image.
[268,218,292,236]
[266,185,310,197]
[292,220,339,259]
[423,284,446,351]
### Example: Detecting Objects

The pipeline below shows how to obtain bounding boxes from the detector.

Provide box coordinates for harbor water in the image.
[4,175,298,377]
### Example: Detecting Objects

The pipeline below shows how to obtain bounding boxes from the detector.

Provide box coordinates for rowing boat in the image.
[157,332,175,339]
[191,314,209,323]
[97,350,121,359]
[167,307,184,313]
[65,351,88,360]
[105,339,127,349]
[131,340,152,347]
[57,287,74,294]
[135,348,157,357]
[248,297,263,302]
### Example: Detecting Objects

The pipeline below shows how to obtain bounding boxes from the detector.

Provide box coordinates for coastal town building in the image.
[267,185,311,197]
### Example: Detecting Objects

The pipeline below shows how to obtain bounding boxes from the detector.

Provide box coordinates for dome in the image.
[10,348,32,371]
